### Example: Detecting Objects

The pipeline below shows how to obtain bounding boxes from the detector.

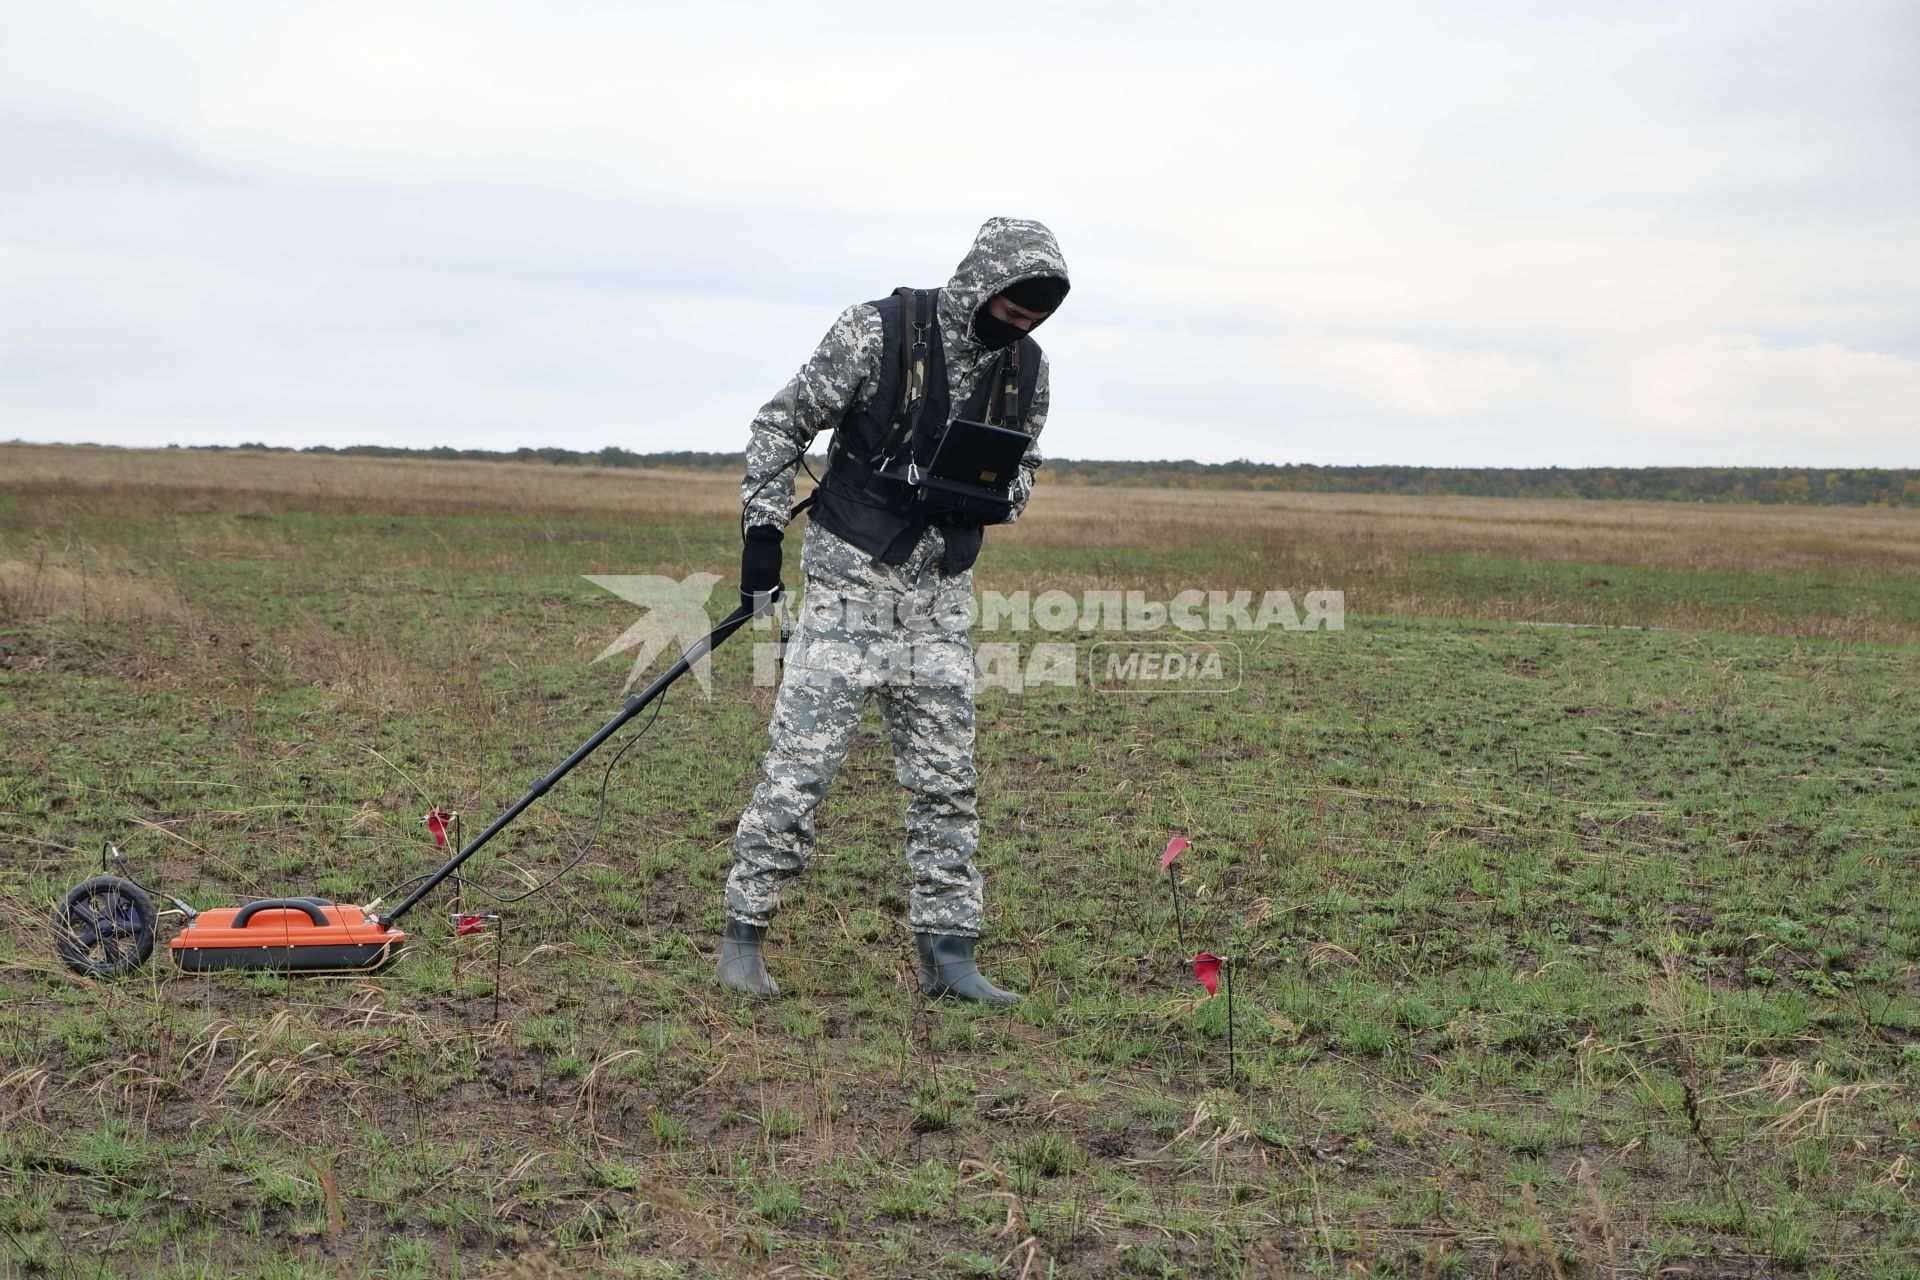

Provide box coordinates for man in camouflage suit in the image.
[718,217,1070,1003]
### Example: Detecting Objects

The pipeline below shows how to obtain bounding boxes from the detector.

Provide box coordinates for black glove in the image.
[740,524,784,609]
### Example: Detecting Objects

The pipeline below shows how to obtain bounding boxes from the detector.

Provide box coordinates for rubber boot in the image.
[916,932,1018,1006]
[717,919,779,998]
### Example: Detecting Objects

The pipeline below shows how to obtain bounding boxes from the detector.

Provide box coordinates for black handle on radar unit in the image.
[232,898,332,929]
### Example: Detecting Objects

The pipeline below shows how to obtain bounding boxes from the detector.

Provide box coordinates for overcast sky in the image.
[2,1,1915,466]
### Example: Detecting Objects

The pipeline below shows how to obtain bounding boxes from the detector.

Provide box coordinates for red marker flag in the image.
[1160,836,1190,871]
[454,914,488,937]
[424,808,455,848]
[1192,952,1222,996]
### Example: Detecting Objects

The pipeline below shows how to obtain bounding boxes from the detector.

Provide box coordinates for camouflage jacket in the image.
[741,217,1068,532]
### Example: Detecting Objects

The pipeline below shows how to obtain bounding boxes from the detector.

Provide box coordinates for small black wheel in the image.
[54,876,156,978]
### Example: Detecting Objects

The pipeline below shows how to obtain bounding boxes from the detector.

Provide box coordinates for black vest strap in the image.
[868,287,932,470]
[999,342,1021,428]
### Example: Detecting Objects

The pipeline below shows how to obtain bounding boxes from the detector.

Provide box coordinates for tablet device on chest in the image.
[921,419,1031,495]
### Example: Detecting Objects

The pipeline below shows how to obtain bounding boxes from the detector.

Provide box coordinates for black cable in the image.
[378,438,804,917]
[387,444,809,917]
[374,689,668,910]
[740,442,817,541]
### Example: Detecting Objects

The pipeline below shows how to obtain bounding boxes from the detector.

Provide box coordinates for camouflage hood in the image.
[938,217,1070,352]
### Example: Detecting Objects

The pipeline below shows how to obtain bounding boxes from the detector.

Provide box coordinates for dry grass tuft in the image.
[0,556,187,627]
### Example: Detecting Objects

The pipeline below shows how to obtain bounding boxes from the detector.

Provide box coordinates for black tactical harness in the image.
[809,287,1042,574]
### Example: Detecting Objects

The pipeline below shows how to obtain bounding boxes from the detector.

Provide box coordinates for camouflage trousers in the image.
[726,521,985,936]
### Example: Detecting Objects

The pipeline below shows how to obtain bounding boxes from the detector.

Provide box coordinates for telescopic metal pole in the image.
[377,595,770,929]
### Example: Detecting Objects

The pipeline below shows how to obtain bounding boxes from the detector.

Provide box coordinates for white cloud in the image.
[1624,336,1920,460]
[1,0,1915,464]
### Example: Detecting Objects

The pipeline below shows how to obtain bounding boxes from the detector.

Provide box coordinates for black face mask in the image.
[972,309,1026,350]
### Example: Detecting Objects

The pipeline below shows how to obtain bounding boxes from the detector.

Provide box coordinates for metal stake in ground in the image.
[1159,837,1191,955]
[1191,951,1233,1082]
[1224,956,1236,1084]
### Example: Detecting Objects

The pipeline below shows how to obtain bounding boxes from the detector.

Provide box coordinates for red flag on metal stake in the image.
[1192,952,1222,996]
[1160,836,1190,871]
[454,914,489,937]
[424,809,455,849]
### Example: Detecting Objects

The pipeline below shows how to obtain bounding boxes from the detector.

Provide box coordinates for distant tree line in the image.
[1039,460,1920,506]
[283,443,737,470]
[194,444,1920,506]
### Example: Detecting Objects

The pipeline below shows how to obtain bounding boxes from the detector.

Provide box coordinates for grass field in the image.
[2,443,1917,1278]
